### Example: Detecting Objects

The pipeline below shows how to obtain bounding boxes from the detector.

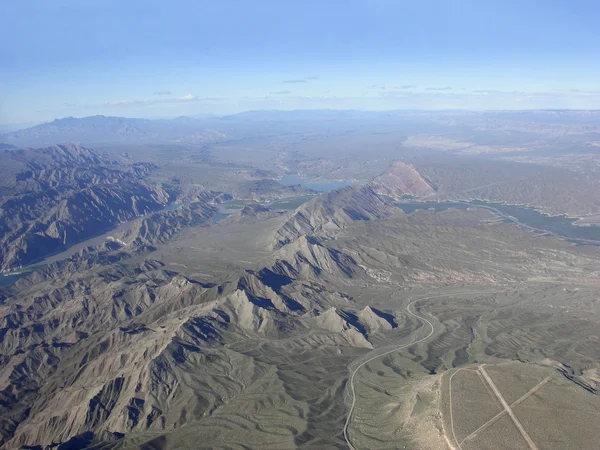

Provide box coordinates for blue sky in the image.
[2,0,600,123]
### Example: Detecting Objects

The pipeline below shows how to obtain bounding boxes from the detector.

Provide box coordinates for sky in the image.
[2,0,600,124]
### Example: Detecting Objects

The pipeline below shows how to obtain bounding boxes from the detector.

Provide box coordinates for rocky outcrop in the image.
[369,160,435,198]
[273,235,358,280]
[273,185,395,248]
[356,306,398,334]
[114,201,218,247]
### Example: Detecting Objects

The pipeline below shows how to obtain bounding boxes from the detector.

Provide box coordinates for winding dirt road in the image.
[342,298,436,450]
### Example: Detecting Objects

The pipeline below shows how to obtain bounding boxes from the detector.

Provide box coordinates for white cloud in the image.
[282,76,319,83]
[93,95,227,109]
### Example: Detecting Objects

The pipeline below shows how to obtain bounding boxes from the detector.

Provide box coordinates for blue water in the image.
[267,196,314,210]
[396,201,469,214]
[0,272,28,287]
[212,212,230,223]
[279,174,354,192]
[396,201,600,243]
[470,200,600,242]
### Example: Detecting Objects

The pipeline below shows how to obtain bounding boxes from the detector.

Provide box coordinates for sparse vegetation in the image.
[1,111,600,449]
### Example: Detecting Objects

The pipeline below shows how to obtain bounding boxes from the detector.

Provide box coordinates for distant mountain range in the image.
[0,111,402,148]
[0,115,231,147]
[4,109,600,149]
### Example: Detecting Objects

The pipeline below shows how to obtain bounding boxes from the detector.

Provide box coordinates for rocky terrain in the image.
[1,111,600,449]
[369,161,435,198]
[0,145,180,271]
[0,188,393,448]
[1,174,599,448]
[273,185,396,248]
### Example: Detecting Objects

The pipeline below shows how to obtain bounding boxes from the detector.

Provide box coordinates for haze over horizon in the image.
[3,0,600,124]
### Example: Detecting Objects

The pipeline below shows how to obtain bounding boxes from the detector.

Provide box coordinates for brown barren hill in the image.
[369,161,434,198]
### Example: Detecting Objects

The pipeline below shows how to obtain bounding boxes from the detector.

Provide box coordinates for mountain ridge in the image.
[0,144,178,271]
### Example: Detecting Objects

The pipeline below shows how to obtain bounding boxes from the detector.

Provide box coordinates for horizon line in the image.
[4,107,600,129]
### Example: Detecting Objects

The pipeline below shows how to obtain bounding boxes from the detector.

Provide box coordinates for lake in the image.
[396,200,600,244]
[214,195,315,222]
[0,272,29,287]
[279,174,355,192]
[267,195,314,210]
[395,201,470,215]
[471,200,600,243]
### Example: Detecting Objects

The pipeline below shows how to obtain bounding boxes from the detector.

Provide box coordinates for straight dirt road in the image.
[478,365,538,450]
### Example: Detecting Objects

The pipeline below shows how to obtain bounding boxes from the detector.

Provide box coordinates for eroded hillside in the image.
[1,111,600,450]
[0,145,178,271]
[1,174,600,449]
